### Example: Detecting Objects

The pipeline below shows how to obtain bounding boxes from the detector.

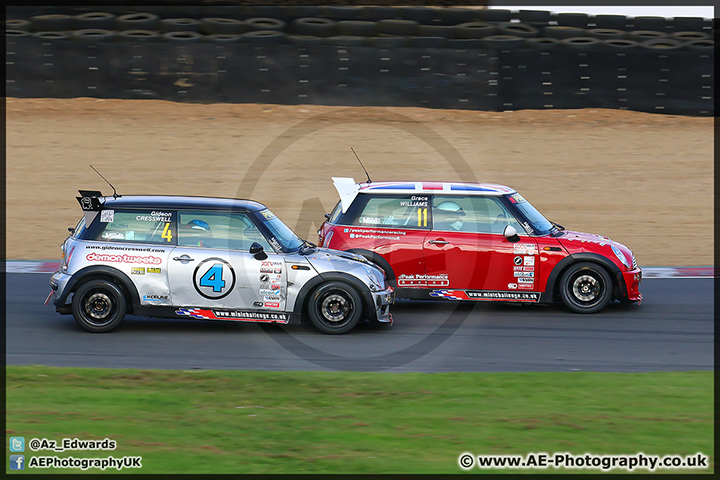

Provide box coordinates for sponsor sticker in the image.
[261,210,277,220]
[513,256,523,266]
[397,273,449,287]
[259,289,280,296]
[143,294,168,301]
[507,283,518,289]
[253,301,263,307]
[264,295,282,301]
[86,253,162,265]
[131,267,145,275]
[514,243,538,255]
[176,308,289,323]
[518,283,534,289]
[100,210,114,223]
[517,277,534,283]
[274,268,282,274]
[260,274,270,283]
[264,302,280,308]
[101,232,124,240]
[260,267,273,273]
[524,256,535,266]
[515,271,534,278]
[147,267,161,274]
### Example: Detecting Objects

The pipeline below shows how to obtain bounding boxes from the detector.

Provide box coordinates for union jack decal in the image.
[175,308,217,319]
[429,290,470,300]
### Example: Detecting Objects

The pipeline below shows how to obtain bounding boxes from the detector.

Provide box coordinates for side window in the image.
[432,196,524,234]
[178,211,273,251]
[351,195,430,229]
[93,210,176,245]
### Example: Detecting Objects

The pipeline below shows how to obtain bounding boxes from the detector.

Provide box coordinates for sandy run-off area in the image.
[6,98,713,265]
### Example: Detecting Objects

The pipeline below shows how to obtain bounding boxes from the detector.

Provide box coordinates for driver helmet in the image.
[435,201,465,216]
[434,201,465,230]
[183,219,212,247]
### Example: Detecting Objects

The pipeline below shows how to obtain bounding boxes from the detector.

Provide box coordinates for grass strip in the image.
[5,367,713,474]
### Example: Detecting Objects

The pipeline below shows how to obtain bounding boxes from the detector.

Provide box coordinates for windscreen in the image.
[507,193,553,235]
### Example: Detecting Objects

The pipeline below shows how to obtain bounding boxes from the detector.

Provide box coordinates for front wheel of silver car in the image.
[71,279,127,332]
[559,262,613,314]
[307,282,363,334]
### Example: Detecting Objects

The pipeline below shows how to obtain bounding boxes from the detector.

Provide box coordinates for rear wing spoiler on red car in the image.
[332,177,360,213]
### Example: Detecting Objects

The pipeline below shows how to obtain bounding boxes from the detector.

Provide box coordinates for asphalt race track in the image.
[6,274,713,373]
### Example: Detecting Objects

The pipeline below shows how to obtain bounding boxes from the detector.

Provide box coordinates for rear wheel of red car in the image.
[71,279,127,332]
[307,281,362,334]
[559,262,613,313]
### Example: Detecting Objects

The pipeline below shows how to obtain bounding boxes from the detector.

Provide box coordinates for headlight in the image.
[363,265,384,291]
[611,244,630,269]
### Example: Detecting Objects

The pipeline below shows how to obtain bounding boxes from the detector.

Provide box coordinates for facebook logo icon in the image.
[10,455,25,470]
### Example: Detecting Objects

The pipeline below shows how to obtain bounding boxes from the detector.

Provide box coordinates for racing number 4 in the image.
[161,222,173,242]
[417,208,427,227]
[199,263,226,292]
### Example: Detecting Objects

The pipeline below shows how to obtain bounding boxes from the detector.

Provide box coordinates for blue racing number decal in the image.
[193,258,236,300]
[199,263,226,292]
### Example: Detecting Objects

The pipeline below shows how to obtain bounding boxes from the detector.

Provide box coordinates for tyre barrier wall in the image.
[5,8,715,115]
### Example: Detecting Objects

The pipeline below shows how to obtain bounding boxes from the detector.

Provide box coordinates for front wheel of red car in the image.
[307,281,363,334]
[71,279,127,332]
[559,262,613,314]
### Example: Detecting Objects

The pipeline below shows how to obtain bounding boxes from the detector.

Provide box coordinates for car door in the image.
[423,195,538,294]
[330,194,432,288]
[167,210,286,312]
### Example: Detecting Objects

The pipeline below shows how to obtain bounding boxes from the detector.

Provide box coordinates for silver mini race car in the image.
[48,191,394,334]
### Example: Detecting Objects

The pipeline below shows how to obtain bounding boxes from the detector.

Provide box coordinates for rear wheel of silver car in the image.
[559,262,613,313]
[71,279,127,332]
[308,282,363,334]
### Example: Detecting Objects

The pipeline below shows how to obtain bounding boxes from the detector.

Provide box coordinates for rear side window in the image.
[343,195,431,229]
[178,210,273,251]
[91,210,177,245]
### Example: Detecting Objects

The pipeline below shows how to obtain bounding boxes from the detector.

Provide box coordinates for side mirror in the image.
[503,225,520,243]
[250,242,268,261]
[324,213,331,220]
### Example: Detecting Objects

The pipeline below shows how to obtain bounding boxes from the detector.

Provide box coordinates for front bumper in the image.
[49,270,73,307]
[621,267,643,303]
[371,286,394,324]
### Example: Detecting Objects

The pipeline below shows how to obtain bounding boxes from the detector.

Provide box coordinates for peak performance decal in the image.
[430,289,540,302]
[175,308,289,323]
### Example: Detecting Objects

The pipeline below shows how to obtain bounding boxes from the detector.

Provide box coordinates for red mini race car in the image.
[318,178,642,313]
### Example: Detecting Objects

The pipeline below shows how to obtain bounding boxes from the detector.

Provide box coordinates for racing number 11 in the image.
[417,208,427,227]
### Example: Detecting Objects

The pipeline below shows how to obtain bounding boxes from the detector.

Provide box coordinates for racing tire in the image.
[416,25,457,39]
[75,12,116,30]
[559,262,613,314]
[292,17,337,37]
[628,30,668,42]
[71,29,116,42]
[31,14,74,32]
[556,12,589,28]
[71,279,127,333]
[455,22,495,39]
[307,281,363,334]
[200,18,248,35]
[337,20,377,36]
[6,19,31,32]
[158,18,201,33]
[496,22,539,38]
[116,30,159,42]
[377,19,418,36]
[670,31,710,41]
[161,31,203,43]
[592,14,628,30]
[115,13,159,31]
[245,18,286,32]
[631,17,666,32]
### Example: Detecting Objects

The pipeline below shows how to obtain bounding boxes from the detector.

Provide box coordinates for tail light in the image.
[62,246,75,272]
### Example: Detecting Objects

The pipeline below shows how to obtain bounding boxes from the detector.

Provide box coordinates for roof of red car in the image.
[357,181,516,195]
